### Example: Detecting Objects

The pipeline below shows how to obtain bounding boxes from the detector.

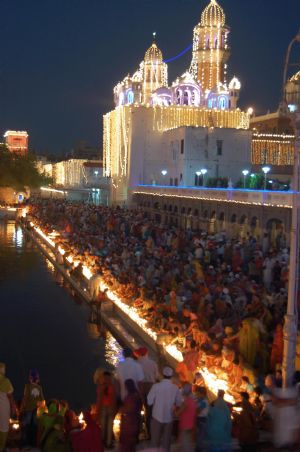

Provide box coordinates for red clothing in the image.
[119,393,142,452]
[97,382,115,409]
[70,412,104,452]
[179,396,197,430]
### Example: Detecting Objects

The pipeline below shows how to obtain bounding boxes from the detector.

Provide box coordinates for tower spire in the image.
[190,0,229,90]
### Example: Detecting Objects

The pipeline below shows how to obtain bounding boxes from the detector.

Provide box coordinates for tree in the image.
[0,145,52,190]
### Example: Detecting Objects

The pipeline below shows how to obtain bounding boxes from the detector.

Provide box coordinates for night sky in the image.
[0,0,300,154]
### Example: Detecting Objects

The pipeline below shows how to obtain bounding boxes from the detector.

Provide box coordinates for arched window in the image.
[176,90,182,105]
[218,95,228,110]
[127,90,134,104]
[208,97,215,109]
[183,90,190,105]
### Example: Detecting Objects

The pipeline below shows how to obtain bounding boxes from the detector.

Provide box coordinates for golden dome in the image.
[290,71,300,82]
[201,0,226,27]
[145,43,163,62]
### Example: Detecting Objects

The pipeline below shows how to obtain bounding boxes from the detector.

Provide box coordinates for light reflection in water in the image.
[13,227,23,247]
[105,331,123,368]
[5,221,24,248]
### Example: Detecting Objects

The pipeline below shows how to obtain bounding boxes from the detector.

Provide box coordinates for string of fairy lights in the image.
[103,105,250,179]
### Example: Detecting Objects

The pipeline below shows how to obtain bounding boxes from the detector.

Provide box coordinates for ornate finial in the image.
[153,31,157,43]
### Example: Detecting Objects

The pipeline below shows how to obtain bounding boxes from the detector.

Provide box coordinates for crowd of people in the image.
[10,197,300,449]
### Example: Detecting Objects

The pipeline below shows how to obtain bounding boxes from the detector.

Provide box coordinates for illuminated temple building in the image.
[104,0,252,204]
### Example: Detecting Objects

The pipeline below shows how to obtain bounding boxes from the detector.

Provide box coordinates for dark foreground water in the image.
[0,220,120,410]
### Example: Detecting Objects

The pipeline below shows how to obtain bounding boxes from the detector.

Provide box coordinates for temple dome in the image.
[290,71,300,82]
[201,0,226,27]
[145,43,163,62]
[229,76,241,90]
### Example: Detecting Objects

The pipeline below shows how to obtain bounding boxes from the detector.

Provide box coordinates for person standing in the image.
[96,371,116,449]
[236,392,259,452]
[195,386,209,452]
[206,390,232,452]
[176,383,197,452]
[115,348,144,402]
[134,347,159,438]
[147,367,182,452]
[0,363,15,452]
[21,369,44,448]
[119,379,142,452]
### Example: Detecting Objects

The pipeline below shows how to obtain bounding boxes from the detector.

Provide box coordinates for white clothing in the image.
[138,356,159,383]
[147,379,182,423]
[115,357,144,401]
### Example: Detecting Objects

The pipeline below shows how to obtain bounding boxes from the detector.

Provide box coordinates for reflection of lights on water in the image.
[13,227,23,247]
[6,221,16,237]
[5,222,23,247]
[105,332,123,368]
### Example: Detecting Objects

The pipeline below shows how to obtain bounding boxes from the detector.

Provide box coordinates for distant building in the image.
[4,131,28,156]
[37,158,104,188]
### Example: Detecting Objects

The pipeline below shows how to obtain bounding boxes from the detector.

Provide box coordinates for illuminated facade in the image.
[104,0,251,204]
[251,132,294,167]
[4,131,28,156]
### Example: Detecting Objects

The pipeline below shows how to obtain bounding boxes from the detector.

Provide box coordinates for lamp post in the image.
[282,30,300,389]
[161,170,167,185]
[262,166,270,190]
[201,169,208,187]
[242,169,249,188]
[196,171,201,187]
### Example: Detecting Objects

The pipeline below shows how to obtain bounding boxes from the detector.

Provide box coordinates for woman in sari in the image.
[69,410,104,452]
[39,400,70,452]
[119,379,142,452]
[238,318,260,367]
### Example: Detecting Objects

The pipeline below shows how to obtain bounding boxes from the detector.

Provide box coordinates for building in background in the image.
[36,158,104,188]
[104,0,251,204]
[4,131,28,156]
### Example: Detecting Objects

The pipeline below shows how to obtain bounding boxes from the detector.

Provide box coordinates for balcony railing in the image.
[132,185,295,209]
